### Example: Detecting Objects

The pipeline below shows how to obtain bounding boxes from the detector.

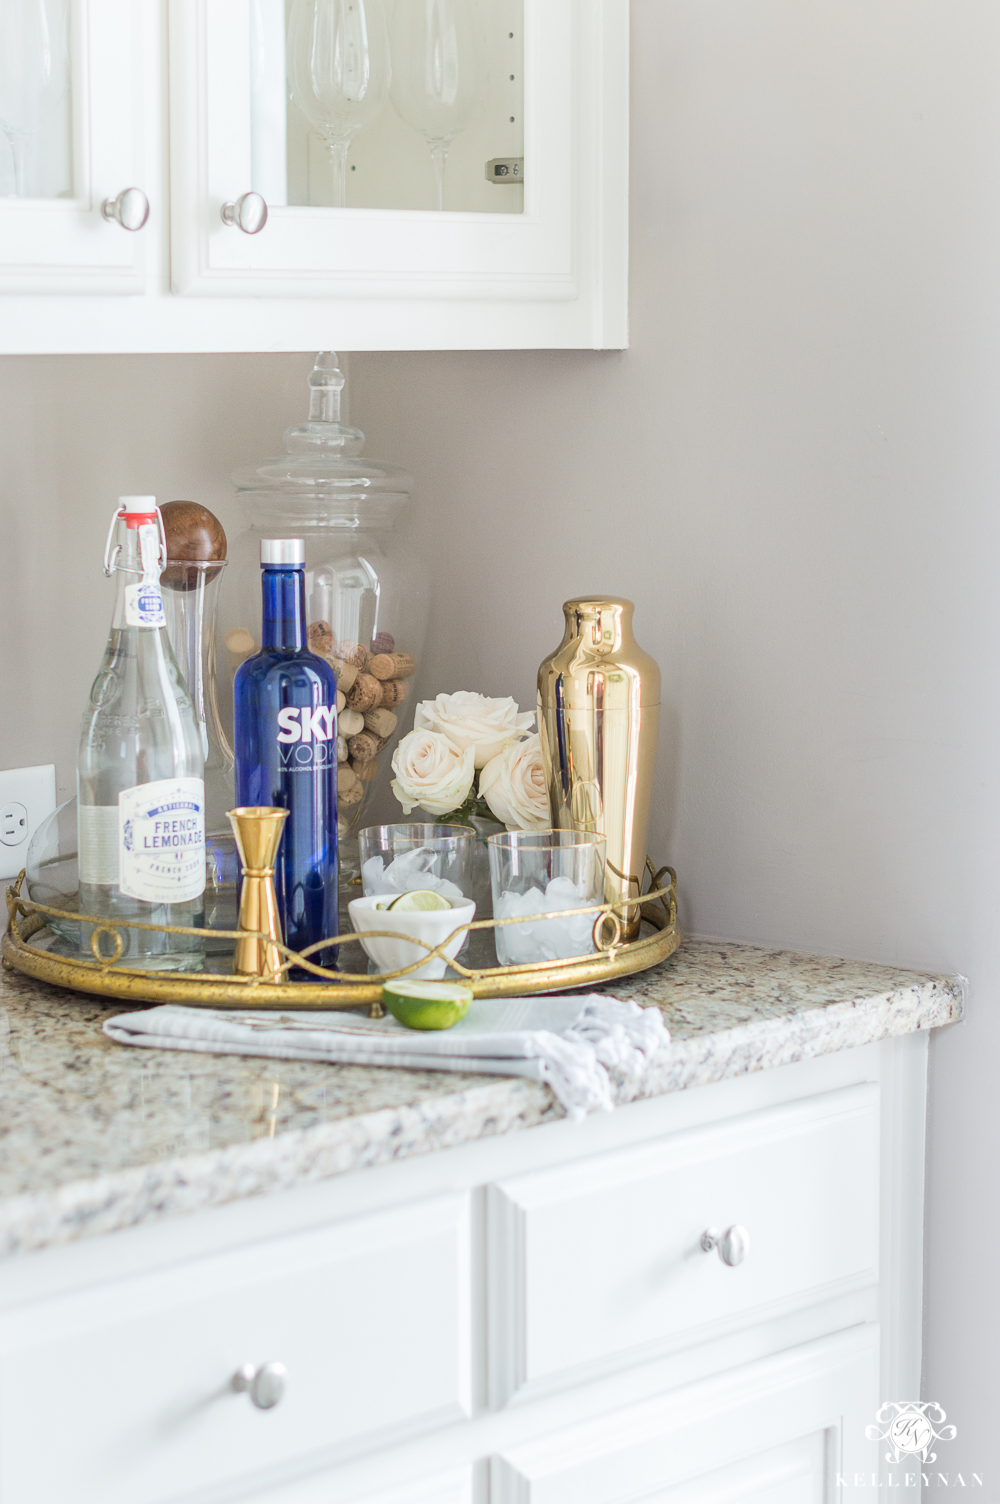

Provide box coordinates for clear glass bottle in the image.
[77,498,206,970]
[222,352,429,871]
[234,538,339,964]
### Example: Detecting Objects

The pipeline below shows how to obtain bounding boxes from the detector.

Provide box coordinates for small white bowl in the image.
[348,893,477,981]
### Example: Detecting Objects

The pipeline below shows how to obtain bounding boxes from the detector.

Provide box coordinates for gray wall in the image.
[350,0,997,1462]
[0,0,992,1466]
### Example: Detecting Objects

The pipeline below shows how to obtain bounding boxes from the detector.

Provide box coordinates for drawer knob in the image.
[221,192,269,234]
[701,1224,750,1266]
[232,1360,287,1409]
[101,188,150,232]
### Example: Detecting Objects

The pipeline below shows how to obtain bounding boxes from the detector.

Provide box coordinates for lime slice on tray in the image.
[385,889,454,913]
[383,980,472,1031]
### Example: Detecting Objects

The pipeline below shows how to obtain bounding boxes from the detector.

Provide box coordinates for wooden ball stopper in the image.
[160,500,227,590]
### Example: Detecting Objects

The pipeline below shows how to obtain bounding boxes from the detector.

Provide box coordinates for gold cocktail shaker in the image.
[537,598,660,939]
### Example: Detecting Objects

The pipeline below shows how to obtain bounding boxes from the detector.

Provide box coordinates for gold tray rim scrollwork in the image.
[2,863,680,1010]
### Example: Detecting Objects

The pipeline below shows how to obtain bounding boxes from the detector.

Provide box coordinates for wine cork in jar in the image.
[336,688,346,712]
[308,621,334,656]
[339,707,364,737]
[369,652,416,681]
[337,766,363,805]
[347,673,381,713]
[225,628,256,670]
[379,678,408,708]
[332,659,358,693]
[363,707,397,739]
[347,730,380,763]
[370,631,395,655]
[354,757,380,784]
[336,735,349,763]
[337,641,369,670]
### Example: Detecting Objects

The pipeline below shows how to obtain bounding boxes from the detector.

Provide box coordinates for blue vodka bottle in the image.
[234,539,338,964]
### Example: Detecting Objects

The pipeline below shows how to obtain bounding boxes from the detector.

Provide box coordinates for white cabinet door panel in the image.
[0,0,151,294]
[0,1193,471,1504]
[169,0,572,297]
[489,1085,879,1403]
[491,1327,879,1504]
[166,0,627,347]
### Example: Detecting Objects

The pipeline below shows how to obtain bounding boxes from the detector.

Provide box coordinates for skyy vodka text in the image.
[77,498,206,969]
[234,538,339,964]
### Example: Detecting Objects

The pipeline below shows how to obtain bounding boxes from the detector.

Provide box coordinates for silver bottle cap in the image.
[260,538,304,565]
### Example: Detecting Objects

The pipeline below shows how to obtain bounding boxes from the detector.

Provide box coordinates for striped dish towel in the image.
[103,994,669,1121]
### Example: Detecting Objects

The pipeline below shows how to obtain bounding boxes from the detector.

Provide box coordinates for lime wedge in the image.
[386,889,454,913]
[383,980,472,1031]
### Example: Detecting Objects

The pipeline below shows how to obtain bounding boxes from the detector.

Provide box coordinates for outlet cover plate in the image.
[0,765,56,881]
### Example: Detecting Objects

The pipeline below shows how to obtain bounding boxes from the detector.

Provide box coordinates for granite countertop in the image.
[0,941,963,1259]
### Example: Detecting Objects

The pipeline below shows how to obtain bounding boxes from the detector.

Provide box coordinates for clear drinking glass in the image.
[0,0,70,198]
[488,830,607,966]
[359,823,476,902]
[389,0,482,210]
[286,0,391,208]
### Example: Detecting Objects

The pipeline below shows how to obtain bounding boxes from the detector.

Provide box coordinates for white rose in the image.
[479,734,552,831]
[390,729,476,817]
[414,692,534,769]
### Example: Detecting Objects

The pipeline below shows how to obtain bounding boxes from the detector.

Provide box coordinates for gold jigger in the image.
[228,807,289,982]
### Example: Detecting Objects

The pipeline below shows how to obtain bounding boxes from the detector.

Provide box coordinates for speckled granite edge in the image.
[0,970,963,1260]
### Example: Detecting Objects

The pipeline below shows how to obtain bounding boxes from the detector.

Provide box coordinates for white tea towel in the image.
[103,995,669,1121]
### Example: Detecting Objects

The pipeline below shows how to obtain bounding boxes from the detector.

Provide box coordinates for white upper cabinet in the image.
[0,0,151,296]
[1,0,628,352]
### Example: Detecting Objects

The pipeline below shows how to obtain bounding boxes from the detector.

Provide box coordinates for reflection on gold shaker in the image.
[228,806,290,982]
[537,598,660,939]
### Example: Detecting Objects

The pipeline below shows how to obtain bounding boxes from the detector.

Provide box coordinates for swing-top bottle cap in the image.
[119,495,158,524]
[261,537,304,565]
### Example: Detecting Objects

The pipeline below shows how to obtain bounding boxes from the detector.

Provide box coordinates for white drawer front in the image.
[491,1327,880,1503]
[0,1193,471,1504]
[488,1085,879,1402]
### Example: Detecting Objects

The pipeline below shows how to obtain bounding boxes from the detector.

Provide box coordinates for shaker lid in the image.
[231,352,413,505]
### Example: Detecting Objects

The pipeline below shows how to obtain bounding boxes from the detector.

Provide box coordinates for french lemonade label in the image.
[118,777,205,903]
[123,582,166,628]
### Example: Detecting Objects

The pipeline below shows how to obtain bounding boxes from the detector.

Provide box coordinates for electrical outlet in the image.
[0,765,56,881]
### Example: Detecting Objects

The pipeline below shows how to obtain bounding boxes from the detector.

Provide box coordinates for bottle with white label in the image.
[234,538,338,964]
[77,498,206,969]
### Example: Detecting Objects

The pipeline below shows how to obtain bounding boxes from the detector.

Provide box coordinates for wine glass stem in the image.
[6,132,28,197]
[328,139,350,209]
[429,143,449,211]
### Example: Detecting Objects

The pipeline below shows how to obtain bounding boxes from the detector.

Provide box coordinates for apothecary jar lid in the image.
[231,351,413,527]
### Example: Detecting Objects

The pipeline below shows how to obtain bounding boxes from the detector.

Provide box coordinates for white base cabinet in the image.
[0,1036,926,1504]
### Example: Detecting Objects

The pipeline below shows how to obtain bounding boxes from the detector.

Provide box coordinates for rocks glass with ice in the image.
[358,824,476,903]
[488,831,608,966]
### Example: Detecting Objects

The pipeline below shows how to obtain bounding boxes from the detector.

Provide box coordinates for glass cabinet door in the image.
[0,0,151,294]
[168,0,626,348]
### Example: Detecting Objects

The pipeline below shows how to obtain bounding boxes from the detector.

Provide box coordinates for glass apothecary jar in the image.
[219,353,428,863]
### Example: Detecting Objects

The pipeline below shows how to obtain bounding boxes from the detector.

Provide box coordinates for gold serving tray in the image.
[2,865,679,1011]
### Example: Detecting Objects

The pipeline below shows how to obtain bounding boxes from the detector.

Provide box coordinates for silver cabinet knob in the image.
[232,1360,286,1410]
[701,1224,750,1266]
[221,192,268,234]
[101,187,150,232]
